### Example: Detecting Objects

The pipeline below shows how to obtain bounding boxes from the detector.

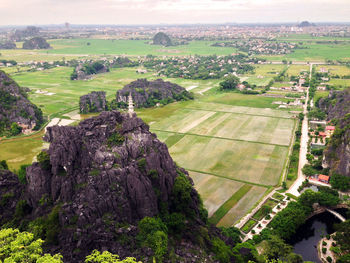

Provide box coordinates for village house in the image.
[318,174,330,184]
[325,125,335,137]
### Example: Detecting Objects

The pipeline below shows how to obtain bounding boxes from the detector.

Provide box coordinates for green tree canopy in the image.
[0,228,63,263]
[219,75,240,90]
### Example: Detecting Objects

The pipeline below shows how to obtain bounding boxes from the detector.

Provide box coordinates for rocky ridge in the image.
[152,32,173,46]
[0,70,43,135]
[79,91,107,113]
[71,61,109,80]
[115,78,193,108]
[319,89,350,177]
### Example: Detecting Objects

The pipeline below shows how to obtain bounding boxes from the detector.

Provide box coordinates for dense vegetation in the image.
[0,228,140,263]
[143,54,255,80]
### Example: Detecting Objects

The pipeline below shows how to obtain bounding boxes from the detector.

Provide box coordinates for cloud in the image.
[0,0,349,25]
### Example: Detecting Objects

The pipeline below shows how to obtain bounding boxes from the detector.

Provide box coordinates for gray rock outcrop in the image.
[115,78,193,108]
[0,70,43,135]
[79,91,107,113]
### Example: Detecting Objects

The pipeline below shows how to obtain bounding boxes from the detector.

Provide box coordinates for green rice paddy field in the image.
[45,39,238,56]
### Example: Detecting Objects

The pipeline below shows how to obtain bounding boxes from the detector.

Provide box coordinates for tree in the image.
[85,250,140,263]
[262,235,293,260]
[219,75,240,90]
[330,174,350,191]
[0,160,8,170]
[333,220,350,261]
[302,164,317,177]
[137,217,168,263]
[10,122,22,136]
[0,228,63,263]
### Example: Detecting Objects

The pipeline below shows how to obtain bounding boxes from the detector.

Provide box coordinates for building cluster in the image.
[212,40,300,55]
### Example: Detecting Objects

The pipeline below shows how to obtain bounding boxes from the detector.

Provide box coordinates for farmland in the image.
[45,39,239,56]
[138,96,295,226]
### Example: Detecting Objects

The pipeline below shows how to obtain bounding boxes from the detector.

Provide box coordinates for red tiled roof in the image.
[319,132,327,137]
[326,126,335,131]
[318,174,329,181]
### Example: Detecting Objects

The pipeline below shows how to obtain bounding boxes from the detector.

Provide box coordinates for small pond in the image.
[288,209,348,262]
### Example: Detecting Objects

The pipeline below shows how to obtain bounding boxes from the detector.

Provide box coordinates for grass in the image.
[241,219,257,233]
[260,43,350,62]
[272,192,285,201]
[0,130,45,171]
[201,90,291,109]
[328,78,350,87]
[209,184,252,225]
[190,171,244,217]
[286,65,309,76]
[218,186,267,227]
[44,39,239,56]
[314,91,330,102]
[315,65,350,76]
[10,66,154,116]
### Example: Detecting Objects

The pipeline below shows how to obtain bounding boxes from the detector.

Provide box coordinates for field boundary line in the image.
[187,169,271,188]
[152,129,290,147]
[182,107,293,120]
[209,184,253,225]
[279,118,299,185]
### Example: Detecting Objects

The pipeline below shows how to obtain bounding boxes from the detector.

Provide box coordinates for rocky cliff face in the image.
[22,37,51,49]
[152,32,172,46]
[0,70,43,135]
[0,111,241,262]
[79,91,107,113]
[71,61,109,80]
[115,79,193,108]
[319,89,350,177]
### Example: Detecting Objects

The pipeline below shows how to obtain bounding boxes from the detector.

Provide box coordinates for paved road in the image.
[287,63,312,196]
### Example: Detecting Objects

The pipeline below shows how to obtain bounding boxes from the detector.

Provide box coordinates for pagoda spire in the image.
[128,92,134,117]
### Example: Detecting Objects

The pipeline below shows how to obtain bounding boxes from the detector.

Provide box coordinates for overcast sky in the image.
[0,0,349,26]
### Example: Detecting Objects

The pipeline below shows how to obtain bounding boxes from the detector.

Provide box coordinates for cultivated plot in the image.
[168,134,288,186]
[286,65,309,76]
[189,171,244,217]
[151,107,294,146]
[217,185,267,227]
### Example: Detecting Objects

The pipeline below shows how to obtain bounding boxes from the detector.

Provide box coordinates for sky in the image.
[0,0,349,26]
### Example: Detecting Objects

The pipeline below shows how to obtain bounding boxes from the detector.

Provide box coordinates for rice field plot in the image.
[150,106,294,146]
[189,171,244,217]
[201,91,291,109]
[217,186,267,227]
[328,78,350,88]
[286,65,309,76]
[184,101,294,118]
[45,39,238,56]
[168,134,288,186]
[260,43,350,62]
[242,76,274,87]
[0,131,45,171]
[252,64,286,76]
[315,65,350,76]
[10,67,155,116]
